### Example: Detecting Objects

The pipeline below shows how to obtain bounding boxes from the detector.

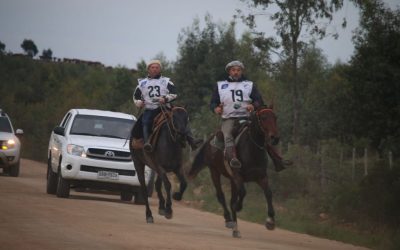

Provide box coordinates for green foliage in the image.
[41,48,53,60]
[0,41,5,54]
[345,0,400,153]
[20,39,38,57]
[0,55,137,161]
[174,15,273,114]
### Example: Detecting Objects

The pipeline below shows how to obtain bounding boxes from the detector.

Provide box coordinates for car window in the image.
[69,115,135,139]
[0,117,12,133]
[60,113,72,128]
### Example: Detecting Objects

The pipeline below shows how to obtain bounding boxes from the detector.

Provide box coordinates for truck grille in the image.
[86,148,132,162]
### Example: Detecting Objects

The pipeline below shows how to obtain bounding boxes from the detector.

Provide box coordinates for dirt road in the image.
[0,159,368,250]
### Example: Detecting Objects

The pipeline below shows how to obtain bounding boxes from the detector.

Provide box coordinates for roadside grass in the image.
[182,172,398,250]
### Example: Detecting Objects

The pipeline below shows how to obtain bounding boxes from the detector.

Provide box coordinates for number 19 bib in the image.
[217,80,253,118]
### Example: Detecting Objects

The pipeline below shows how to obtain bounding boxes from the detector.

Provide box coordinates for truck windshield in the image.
[0,117,12,133]
[70,115,134,139]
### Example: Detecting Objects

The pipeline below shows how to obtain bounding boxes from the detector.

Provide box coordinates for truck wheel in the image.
[56,167,70,198]
[9,161,20,177]
[120,191,133,201]
[46,158,58,194]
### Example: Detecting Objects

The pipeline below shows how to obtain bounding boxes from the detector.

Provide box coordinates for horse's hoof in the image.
[265,217,275,230]
[165,211,173,219]
[225,221,236,229]
[172,192,182,201]
[232,230,241,238]
[158,208,166,216]
[146,216,154,224]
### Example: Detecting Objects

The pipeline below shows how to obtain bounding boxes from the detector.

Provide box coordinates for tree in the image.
[346,0,400,154]
[41,48,53,60]
[21,39,38,57]
[174,14,273,114]
[0,41,5,54]
[238,0,345,143]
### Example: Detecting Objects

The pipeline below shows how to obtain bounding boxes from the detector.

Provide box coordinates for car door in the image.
[50,112,73,169]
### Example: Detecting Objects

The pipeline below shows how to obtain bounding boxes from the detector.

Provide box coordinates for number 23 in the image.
[148,86,161,97]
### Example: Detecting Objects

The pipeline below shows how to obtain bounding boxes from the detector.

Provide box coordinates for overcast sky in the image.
[0,0,398,69]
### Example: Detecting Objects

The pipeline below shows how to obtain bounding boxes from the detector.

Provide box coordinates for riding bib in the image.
[138,77,171,110]
[217,80,253,118]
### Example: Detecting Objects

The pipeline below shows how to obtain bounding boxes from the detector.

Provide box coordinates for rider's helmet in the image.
[225,60,244,72]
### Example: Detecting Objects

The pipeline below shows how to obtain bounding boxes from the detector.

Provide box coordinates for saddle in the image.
[131,110,174,150]
[209,118,250,151]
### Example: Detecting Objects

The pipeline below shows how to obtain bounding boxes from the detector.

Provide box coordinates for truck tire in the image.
[46,157,58,194]
[120,191,133,201]
[56,166,70,198]
[9,161,20,177]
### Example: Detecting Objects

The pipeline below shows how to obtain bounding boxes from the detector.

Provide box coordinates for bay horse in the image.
[188,106,279,238]
[130,106,189,223]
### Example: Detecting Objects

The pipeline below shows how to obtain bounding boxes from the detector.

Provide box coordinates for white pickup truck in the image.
[0,109,23,177]
[47,108,154,203]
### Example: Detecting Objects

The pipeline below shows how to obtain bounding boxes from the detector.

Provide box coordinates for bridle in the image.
[248,108,277,150]
[160,105,187,142]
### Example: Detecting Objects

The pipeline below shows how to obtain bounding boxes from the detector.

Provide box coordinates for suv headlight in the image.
[1,139,16,150]
[67,144,86,157]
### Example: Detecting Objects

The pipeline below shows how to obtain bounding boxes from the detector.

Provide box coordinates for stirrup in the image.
[143,143,153,152]
[230,158,241,169]
[190,138,203,150]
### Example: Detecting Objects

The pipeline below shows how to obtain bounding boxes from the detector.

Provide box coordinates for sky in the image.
[0,0,398,69]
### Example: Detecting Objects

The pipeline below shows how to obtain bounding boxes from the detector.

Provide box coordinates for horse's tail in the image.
[188,139,210,180]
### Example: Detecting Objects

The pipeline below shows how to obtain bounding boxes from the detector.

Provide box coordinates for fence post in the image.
[352,148,356,181]
[320,145,326,188]
[339,147,343,169]
[389,151,393,170]
[364,148,368,176]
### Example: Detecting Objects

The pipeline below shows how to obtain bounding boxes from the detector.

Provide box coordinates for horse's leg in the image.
[236,185,246,212]
[230,179,242,238]
[210,168,233,228]
[155,175,166,216]
[135,160,153,223]
[160,173,173,219]
[257,176,275,230]
[172,168,187,201]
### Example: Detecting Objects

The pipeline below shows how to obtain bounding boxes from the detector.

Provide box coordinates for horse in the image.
[188,106,279,238]
[130,106,189,223]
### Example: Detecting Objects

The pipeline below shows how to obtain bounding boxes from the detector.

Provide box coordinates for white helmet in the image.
[225,60,244,72]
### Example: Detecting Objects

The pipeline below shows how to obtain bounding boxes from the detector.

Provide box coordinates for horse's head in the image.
[254,106,279,146]
[171,106,189,135]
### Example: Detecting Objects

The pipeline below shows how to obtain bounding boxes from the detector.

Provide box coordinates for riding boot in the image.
[225,146,241,169]
[266,145,292,172]
[143,125,153,152]
[186,136,203,151]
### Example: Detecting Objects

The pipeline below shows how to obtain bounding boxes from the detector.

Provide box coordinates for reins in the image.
[160,105,187,142]
[247,108,275,150]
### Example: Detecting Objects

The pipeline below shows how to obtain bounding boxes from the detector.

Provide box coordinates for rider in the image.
[133,59,202,152]
[210,60,289,171]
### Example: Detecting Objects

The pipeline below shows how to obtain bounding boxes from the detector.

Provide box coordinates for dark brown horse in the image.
[130,106,189,223]
[188,106,279,238]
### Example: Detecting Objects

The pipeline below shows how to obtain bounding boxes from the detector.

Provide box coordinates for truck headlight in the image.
[67,144,86,157]
[1,139,15,150]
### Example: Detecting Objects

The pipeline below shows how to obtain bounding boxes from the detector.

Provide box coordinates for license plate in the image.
[97,171,119,180]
